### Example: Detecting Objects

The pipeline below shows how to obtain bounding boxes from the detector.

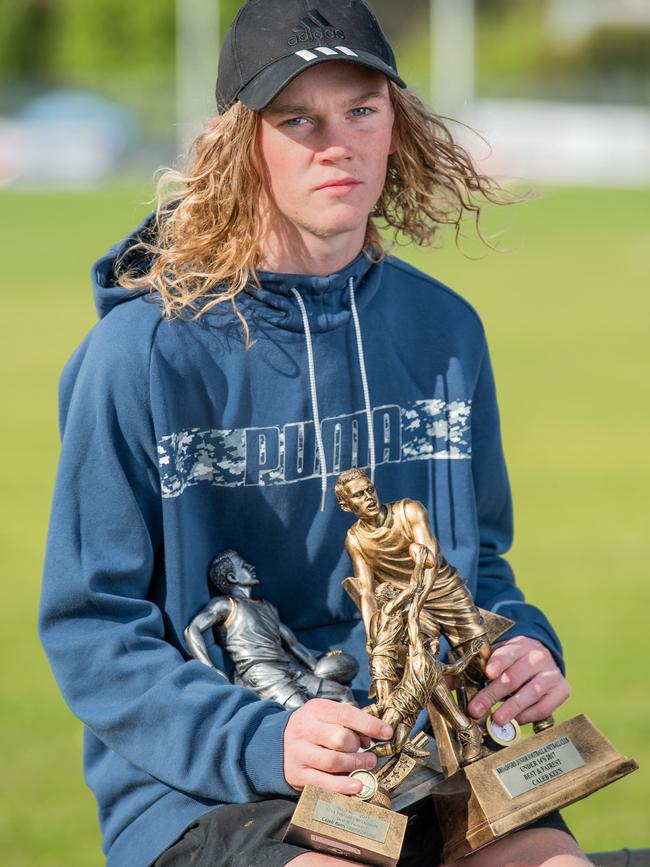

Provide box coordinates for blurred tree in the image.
[571,25,650,77]
[535,23,650,104]
[50,0,176,84]
[475,0,536,21]
[0,0,58,82]
[221,0,246,30]
[0,0,257,84]
[367,0,428,45]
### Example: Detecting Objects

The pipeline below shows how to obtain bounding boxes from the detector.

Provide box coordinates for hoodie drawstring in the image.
[291,288,329,512]
[291,277,375,512]
[348,277,376,485]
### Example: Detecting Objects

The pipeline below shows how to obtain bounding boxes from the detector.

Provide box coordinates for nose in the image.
[317,145,350,164]
[314,121,353,164]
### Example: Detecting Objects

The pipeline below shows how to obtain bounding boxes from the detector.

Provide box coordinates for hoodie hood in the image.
[92,211,158,320]
[246,250,380,333]
[91,211,382,332]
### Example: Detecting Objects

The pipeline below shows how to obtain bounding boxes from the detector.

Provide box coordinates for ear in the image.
[388,120,398,157]
[338,499,351,513]
[387,94,398,156]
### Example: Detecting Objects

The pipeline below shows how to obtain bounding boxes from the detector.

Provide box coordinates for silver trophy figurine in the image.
[184,549,358,709]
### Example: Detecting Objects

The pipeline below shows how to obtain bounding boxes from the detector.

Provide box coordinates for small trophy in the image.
[289,468,636,865]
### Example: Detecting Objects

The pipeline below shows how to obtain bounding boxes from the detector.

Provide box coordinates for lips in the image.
[315,177,361,191]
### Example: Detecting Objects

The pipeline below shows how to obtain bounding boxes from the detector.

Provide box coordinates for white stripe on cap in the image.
[315,46,337,55]
[295,49,318,61]
[335,46,358,56]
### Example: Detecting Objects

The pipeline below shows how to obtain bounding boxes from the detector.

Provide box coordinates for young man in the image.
[40,1,587,865]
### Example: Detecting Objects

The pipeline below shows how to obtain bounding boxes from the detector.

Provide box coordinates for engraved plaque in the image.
[493,735,586,798]
[285,785,408,867]
[313,799,390,843]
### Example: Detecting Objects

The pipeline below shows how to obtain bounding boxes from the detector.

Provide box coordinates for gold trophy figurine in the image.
[336,468,504,768]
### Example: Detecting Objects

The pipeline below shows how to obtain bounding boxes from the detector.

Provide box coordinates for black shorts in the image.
[153,796,574,867]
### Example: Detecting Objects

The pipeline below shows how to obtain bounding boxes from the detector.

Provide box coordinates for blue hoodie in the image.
[40,215,563,867]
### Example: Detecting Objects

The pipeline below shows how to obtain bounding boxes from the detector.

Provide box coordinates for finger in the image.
[469,644,555,717]
[515,681,571,725]
[486,636,554,680]
[359,736,372,749]
[312,722,363,754]
[302,744,378,776]
[287,698,393,749]
[468,674,522,718]
[318,700,393,740]
[491,669,563,725]
[488,648,552,698]
[484,639,528,679]
[296,715,370,753]
[298,768,366,796]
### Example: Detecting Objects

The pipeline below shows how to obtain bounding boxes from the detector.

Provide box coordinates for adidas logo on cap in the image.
[288,9,345,46]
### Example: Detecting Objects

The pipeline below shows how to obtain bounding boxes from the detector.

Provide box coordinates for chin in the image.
[300,206,371,240]
[310,221,369,241]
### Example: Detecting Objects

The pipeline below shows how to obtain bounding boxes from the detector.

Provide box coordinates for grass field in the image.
[1,184,648,864]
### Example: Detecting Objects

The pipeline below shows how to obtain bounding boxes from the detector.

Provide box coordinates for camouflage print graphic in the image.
[157,398,471,498]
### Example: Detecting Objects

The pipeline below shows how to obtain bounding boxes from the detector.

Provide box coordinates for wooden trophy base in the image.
[283,784,408,867]
[431,714,638,863]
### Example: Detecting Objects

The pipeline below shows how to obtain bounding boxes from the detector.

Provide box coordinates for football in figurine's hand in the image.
[313,650,359,684]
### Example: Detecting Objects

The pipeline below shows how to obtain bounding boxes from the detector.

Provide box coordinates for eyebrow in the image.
[266,90,388,116]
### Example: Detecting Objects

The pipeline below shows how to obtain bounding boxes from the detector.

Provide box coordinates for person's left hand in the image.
[466,636,570,726]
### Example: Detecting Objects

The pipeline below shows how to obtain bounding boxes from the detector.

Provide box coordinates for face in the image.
[228,555,259,588]
[258,62,395,248]
[339,476,381,520]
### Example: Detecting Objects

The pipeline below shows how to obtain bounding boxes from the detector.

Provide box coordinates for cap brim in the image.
[238,49,406,111]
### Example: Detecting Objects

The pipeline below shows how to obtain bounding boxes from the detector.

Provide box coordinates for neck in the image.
[258,207,367,276]
[358,504,386,531]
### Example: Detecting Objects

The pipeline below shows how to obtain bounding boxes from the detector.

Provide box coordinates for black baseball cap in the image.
[216,0,407,112]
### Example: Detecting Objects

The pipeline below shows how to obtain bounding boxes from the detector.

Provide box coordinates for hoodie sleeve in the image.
[39,304,295,803]
[471,333,565,674]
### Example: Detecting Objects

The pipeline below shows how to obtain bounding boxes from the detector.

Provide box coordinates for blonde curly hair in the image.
[117,82,511,339]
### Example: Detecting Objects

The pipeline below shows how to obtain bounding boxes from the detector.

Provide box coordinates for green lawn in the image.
[1,184,648,864]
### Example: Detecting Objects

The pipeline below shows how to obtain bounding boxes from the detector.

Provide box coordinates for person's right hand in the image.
[283,698,393,794]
